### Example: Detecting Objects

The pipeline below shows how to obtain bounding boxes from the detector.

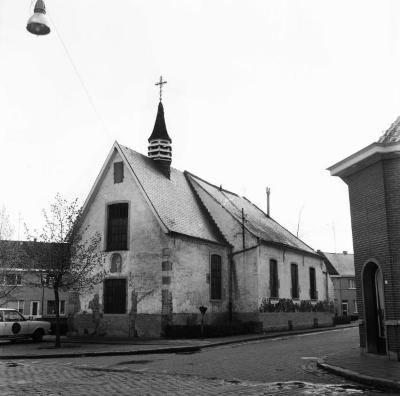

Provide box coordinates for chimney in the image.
[266,187,271,217]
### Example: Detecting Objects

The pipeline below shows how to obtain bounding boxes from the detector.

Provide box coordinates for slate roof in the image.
[148,102,172,142]
[320,251,354,276]
[378,116,400,144]
[0,240,67,269]
[186,173,316,254]
[118,144,225,245]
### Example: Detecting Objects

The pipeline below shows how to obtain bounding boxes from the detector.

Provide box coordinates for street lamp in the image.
[27,0,51,36]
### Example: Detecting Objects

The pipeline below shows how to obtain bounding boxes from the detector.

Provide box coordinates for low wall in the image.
[70,313,161,338]
[258,312,334,332]
[171,312,229,326]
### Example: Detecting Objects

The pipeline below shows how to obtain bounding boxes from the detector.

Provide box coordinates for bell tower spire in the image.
[148,76,172,177]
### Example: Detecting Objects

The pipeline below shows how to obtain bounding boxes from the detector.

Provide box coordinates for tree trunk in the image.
[54,287,61,348]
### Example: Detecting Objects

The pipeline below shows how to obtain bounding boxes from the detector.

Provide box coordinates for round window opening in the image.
[110,253,122,273]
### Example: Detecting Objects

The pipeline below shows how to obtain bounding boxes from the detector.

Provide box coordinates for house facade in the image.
[319,251,357,318]
[72,98,333,338]
[329,116,400,360]
[0,241,72,322]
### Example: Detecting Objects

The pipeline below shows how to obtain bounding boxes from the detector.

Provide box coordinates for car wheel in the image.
[32,329,44,343]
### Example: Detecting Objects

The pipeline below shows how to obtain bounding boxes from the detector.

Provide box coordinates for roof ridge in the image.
[185,172,256,237]
[184,171,240,197]
[185,174,231,247]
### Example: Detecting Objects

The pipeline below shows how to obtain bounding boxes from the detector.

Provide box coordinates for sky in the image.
[1,0,400,253]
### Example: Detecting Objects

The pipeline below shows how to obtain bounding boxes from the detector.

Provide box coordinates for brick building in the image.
[329,117,400,360]
[318,251,357,318]
[0,241,72,322]
[72,97,333,338]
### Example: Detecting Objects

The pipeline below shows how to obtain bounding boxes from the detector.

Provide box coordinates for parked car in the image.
[0,308,51,342]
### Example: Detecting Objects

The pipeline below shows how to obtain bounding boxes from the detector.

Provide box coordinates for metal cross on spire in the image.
[155,75,167,102]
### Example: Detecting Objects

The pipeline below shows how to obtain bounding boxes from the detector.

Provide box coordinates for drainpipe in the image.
[228,247,233,322]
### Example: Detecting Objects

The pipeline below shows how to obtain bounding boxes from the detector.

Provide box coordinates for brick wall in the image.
[345,157,400,355]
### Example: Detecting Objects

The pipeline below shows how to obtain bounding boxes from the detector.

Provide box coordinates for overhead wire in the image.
[47,13,112,140]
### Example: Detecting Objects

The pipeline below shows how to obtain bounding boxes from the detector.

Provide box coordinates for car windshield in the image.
[3,310,25,322]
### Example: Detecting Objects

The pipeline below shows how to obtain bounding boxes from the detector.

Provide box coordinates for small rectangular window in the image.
[210,254,222,300]
[270,259,279,298]
[291,263,299,299]
[4,274,21,286]
[353,300,358,314]
[349,279,355,289]
[47,300,66,315]
[309,267,317,300]
[31,301,40,316]
[114,162,124,184]
[17,300,24,314]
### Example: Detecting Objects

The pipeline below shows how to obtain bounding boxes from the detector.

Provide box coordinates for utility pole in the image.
[241,208,246,250]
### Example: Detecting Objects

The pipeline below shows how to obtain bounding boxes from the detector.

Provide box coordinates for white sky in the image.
[1,0,400,253]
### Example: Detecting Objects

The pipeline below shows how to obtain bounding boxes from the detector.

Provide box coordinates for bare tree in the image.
[24,194,104,348]
[0,206,13,240]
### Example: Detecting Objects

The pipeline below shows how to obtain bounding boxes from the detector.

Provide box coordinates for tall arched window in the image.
[210,254,222,300]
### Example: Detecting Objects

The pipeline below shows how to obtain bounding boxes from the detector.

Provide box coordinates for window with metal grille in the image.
[114,162,124,183]
[107,203,128,251]
[104,278,127,314]
[291,263,299,299]
[309,267,317,300]
[210,254,222,300]
[269,259,279,298]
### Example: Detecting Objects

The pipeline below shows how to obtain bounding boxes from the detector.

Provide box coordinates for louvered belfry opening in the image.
[104,278,127,314]
[148,102,172,178]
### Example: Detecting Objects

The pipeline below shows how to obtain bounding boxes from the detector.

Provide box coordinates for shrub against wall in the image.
[259,298,334,313]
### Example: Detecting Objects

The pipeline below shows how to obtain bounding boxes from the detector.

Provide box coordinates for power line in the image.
[48,15,112,140]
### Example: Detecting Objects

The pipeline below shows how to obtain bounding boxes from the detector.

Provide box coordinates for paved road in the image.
[0,327,388,395]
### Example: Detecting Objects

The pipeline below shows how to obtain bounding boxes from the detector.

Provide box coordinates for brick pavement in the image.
[0,360,381,395]
[320,349,400,392]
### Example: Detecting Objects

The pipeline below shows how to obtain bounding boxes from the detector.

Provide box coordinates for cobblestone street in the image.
[0,328,387,395]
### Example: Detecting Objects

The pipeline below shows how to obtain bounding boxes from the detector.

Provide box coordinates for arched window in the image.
[110,253,122,273]
[210,254,222,300]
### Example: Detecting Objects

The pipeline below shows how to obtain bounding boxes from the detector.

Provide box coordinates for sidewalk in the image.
[318,349,400,392]
[0,323,356,360]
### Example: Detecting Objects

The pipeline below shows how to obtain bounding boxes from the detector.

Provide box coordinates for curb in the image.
[317,361,400,392]
[0,345,201,360]
[0,324,356,360]
[201,324,357,350]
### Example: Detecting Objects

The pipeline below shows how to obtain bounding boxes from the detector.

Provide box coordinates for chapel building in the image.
[72,94,333,338]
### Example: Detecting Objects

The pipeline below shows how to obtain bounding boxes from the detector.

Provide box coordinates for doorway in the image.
[362,262,386,354]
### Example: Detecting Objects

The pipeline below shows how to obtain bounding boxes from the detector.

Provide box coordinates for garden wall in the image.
[259,312,334,332]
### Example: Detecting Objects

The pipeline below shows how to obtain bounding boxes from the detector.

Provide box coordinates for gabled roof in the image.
[117,144,226,245]
[186,173,316,255]
[329,116,400,177]
[148,102,172,142]
[0,240,68,270]
[378,116,400,144]
[319,251,354,276]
